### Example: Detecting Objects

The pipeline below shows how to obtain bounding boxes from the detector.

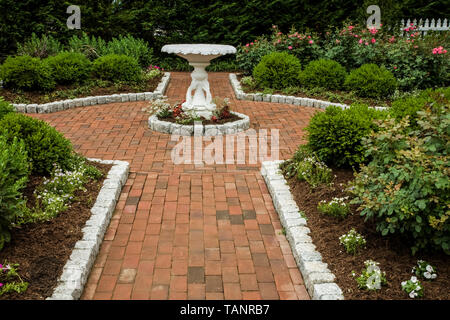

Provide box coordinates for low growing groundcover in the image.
[0,74,162,105]
[0,161,111,300]
[283,167,450,300]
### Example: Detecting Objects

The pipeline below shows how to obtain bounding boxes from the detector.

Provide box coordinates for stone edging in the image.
[46,159,130,300]
[11,73,171,114]
[229,73,387,111]
[148,111,250,136]
[261,160,344,300]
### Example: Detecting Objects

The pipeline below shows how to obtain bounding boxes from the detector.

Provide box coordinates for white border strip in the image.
[12,73,171,114]
[46,159,130,300]
[261,160,344,300]
[229,73,387,111]
[148,111,250,136]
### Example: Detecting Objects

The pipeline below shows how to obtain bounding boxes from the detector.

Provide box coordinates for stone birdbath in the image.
[161,44,236,119]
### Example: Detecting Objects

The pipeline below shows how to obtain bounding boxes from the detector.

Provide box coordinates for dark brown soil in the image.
[236,74,392,107]
[158,113,242,125]
[285,168,450,300]
[0,75,162,104]
[0,161,112,300]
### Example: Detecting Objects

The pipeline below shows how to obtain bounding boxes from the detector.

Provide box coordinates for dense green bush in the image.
[45,52,92,85]
[92,54,142,83]
[305,104,387,168]
[299,59,347,90]
[0,113,74,175]
[102,35,153,68]
[390,87,450,127]
[67,33,108,61]
[0,97,15,120]
[0,55,55,91]
[351,103,450,254]
[344,64,398,98]
[16,33,63,59]
[0,135,30,250]
[253,52,301,89]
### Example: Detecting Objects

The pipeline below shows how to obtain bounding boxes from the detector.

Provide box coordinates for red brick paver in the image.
[31,72,317,300]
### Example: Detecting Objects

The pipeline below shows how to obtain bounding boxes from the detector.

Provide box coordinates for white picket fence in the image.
[400,18,449,36]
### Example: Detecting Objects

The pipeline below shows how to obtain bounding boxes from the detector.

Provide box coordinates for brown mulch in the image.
[0,161,112,300]
[285,168,450,300]
[0,75,162,104]
[158,113,242,125]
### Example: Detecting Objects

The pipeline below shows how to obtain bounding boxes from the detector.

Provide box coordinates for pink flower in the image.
[0,283,3,287]
[389,36,395,43]
[288,46,293,50]
[359,39,363,44]
[348,26,354,30]
[245,43,249,47]
[307,35,311,39]
[354,34,359,38]
[371,38,376,44]
[250,42,254,45]
[365,42,369,46]
[369,27,378,35]
[277,39,281,43]
[393,66,397,69]
[335,39,340,44]
[309,40,313,44]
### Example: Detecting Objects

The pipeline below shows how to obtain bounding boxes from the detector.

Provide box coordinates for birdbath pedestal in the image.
[161,44,236,119]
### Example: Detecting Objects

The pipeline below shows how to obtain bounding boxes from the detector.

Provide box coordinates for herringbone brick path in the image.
[31,72,319,300]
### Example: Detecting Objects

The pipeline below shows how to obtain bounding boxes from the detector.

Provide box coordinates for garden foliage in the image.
[0,97,15,120]
[344,64,398,98]
[45,52,92,85]
[253,52,301,90]
[92,54,142,83]
[351,103,450,254]
[299,59,347,90]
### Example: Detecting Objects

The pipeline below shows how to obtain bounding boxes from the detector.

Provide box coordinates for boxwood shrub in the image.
[344,64,397,98]
[92,54,141,83]
[0,135,30,250]
[0,113,74,175]
[253,52,301,89]
[0,55,55,91]
[351,103,450,254]
[45,52,91,85]
[305,104,387,168]
[299,59,347,90]
[0,97,15,120]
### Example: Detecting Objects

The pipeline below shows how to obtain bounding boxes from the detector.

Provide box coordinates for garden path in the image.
[31,72,318,300]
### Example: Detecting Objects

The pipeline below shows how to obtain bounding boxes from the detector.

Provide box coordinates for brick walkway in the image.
[31,72,318,300]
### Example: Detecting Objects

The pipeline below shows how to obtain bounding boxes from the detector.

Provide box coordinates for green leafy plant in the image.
[0,113,74,175]
[350,103,450,254]
[318,196,350,219]
[236,37,276,75]
[253,52,301,89]
[295,151,333,188]
[240,76,256,89]
[344,64,397,98]
[92,54,142,83]
[0,97,15,120]
[299,59,347,90]
[352,260,387,290]
[45,52,92,85]
[339,228,366,254]
[0,55,55,91]
[305,104,387,168]
[67,32,108,60]
[412,260,437,281]
[16,33,63,58]
[0,262,28,296]
[102,35,154,67]
[401,276,424,299]
[0,135,30,250]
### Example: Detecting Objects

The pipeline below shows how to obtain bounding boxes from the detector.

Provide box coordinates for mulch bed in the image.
[236,74,392,107]
[157,113,242,125]
[0,161,112,300]
[0,75,162,104]
[285,168,450,300]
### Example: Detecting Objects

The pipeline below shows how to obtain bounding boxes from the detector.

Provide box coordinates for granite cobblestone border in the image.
[229,73,387,111]
[148,111,250,136]
[11,73,171,114]
[261,160,344,300]
[46,159,130,300]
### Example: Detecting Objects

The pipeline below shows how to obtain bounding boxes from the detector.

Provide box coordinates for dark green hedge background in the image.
[1,0,448,59]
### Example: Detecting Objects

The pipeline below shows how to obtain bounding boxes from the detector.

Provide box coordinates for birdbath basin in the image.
[161,44,236,119]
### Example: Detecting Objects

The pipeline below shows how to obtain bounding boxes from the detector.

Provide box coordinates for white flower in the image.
[411,276,418,283]
[401,281,407,286]
[424,272,431,279]
[409,292,416,299]
[426,265,433,272]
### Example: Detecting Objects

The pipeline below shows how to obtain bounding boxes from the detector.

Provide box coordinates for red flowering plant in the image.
[269,25,322,66]
[211,98,233,123]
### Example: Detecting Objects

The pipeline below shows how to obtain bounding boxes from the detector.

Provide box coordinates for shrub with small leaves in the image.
[339,228,366,254]
[92,54,142,83]
[0,97,15,120]
[318,196,350,219]
[299,59,347,90]
[401,276,424,299]
[344,64,397,98]
[45,52,92,85]
[352,260,387,290]
[253,52,301,89]
[412,260,437,280]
